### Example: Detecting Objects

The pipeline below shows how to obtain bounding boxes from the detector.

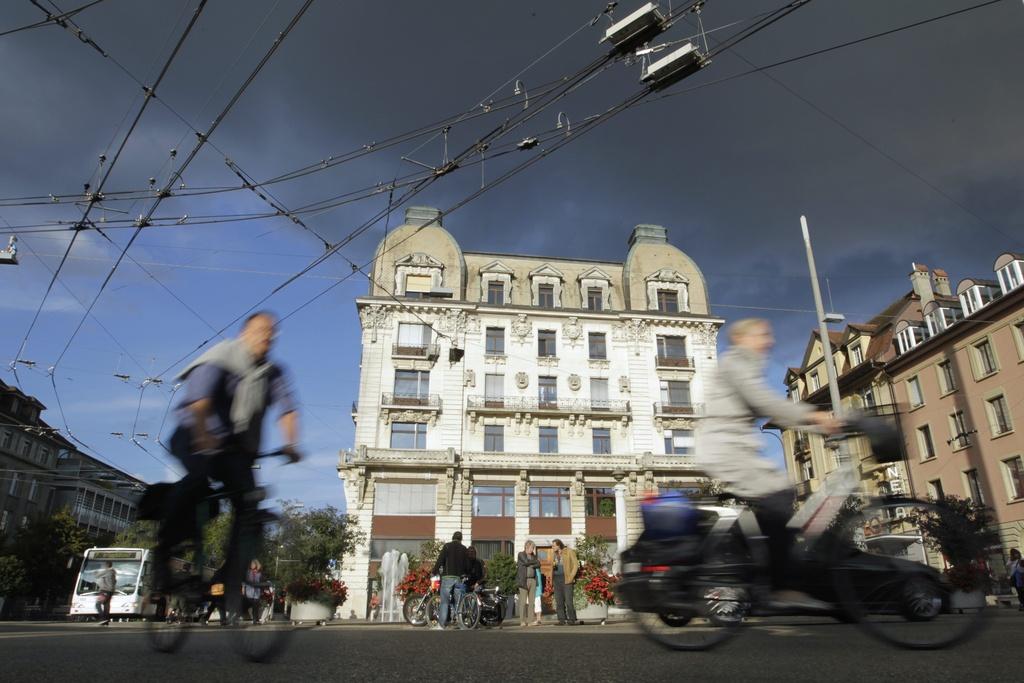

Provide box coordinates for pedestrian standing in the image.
[95,561,117,626]
[517,540,540,627]
[1008,548,1024,611]
[431,531,469,630]
[551,539,579,626]
[533,566,543,626]
[243,559,264,624]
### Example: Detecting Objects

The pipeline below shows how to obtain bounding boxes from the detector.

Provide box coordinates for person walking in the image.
[95,561,117,626]
[1008,548,1024,611]
[517,540,540,627]
[551,539,579,625]
[431,531,469,630]
[243,559,264,624]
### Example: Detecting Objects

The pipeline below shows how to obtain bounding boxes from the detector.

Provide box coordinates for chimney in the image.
[909,262,934,307]
[933,268,952,296]
[404,206,442,227]
[628,224,668,248]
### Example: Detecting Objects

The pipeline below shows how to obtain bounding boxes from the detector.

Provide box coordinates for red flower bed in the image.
[396,566,432,598]
[285,577,348,607]
[579,565,619,606]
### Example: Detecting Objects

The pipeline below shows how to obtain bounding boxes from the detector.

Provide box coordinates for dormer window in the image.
[487,281,505,305]
[480,260,515,305]
[923,301,964,336]
[957,278,1002,317]
[850,344,863,366]
[895,321,928,355]
[395,252,445,298]
[577,267,612,312]
[994,253,1024,294]
[645,268,689,313]
[529,263,564,308]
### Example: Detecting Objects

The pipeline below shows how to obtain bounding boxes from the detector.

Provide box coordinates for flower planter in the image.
[291,600,333,624]
[949,590,985,612]
[576,602,608,624]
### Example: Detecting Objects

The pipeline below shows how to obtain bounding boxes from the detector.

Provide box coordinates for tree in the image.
[575,533,612,569]
[10,509,89,604]
[405,539,445,570]
[268,501,366,586]
[113,520,159,550]
[485,553,517,596]
[0,556,28,597]
[911,495,999,591]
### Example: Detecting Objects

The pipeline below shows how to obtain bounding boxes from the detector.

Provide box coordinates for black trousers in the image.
[552,573,577,624]
[750,488,796,590]
[1015,585,1024,609]
[96,591,112,621]
[156,428,257,610]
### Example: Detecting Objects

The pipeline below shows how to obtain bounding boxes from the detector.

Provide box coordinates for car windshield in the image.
[77,559,141,595]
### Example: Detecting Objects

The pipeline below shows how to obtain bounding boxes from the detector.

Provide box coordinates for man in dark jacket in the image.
[431,531,469,630]
[465,546,485,591]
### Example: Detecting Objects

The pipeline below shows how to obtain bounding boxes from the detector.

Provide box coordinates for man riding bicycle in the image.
[154,311,302,610]
[699,318,841,607]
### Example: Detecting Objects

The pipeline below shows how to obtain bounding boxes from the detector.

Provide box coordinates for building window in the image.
[393,370,429,400]
[484,425,504,452]
[586,287,603,311]
[850,345,863,366]
[660,380,691,407]
[949,411,970,449]
[485,327,505,355]
[974,339,998,376]
[591,378,609,409]
[529,487,570,517]
[585,488,615,517]
[538,376,557,407]
[27,479,38,502]
[588,332,607,360]
[37,447,49,465]
[537,284,555,309]
[907,376,924,408]
[800,458,814,481]
[484,374,504,404]
[937,361,957,394]
[987,395,1013,436]
[539,426,558,454]
[390,422,427,449]
[1,430,11,450]
[473,540,514,561]
[0,511,7,533]
[656,290,678,313]
[369,539,427,561]
[964,469,985,504]
[664,429,694,455]
[8,473,19,496]
[809,372,820,392]
[403,274,432,298]
[487,281,505,305]
[396,323,431,354]
[538,330,557,357]
[1004,457,1024,500]
[374,483,436,515]
[592,428,611,454]
[20,439,32,459]
[472,486,515,517]
[859,386,876,409]
[917,424,936,460]
[656,335,687,360]
[926,478,945,500]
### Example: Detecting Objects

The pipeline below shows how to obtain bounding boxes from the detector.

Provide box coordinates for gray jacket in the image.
[698,347,815,497]
[96,567,117,593]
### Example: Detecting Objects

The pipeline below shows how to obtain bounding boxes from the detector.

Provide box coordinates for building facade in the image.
[0,379,143,543]
[887,252,1024,586]
[337,208,723,616]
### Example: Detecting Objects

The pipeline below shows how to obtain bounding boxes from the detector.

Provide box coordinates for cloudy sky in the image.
[1,0,1022,509]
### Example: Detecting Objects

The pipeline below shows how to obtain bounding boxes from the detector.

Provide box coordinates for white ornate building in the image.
[338,208,723,616]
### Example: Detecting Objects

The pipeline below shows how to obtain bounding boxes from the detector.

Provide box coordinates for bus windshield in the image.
[77,558,142,595]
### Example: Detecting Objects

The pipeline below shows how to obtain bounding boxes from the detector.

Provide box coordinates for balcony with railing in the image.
[467,396,631,416]
[655,354,695,370]
[793,434,811,454]
[340,446,456,469]
[382,393,441,409]
[391,343,439,359]
[652,401,704,416]
[461,450,697,472]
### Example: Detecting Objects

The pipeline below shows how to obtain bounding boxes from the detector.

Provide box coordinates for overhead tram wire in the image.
[0,0,107,38]
[12,0,211,375]
[48,0,317,371]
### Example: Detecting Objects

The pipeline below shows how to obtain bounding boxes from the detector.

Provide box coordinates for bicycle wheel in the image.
[226,598,294,663]
[403,593,430,627]
[830,497,989,649]
[456,593,481,630]
[637,536,751,651]
[144,591,197,654]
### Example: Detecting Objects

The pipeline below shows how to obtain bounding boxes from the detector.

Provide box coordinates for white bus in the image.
[70,547,157,620]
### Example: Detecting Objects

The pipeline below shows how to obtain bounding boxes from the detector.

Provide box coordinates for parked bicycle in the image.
[455,584,508,630]
[403,575,469,627]
[142,450,295,662]
[617,417,989,651]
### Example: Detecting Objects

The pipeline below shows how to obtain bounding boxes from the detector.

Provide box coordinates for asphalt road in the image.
[1,613,1019,682]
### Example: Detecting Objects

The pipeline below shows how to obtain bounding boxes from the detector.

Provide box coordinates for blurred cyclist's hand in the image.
[810,412,843,435]
[281,444,303,463]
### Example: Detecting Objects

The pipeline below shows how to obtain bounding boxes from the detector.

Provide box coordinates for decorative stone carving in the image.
[439,309,468,334]
[518,470,529,495]
[573,471,585,496]
[461,471,473,494]
[511,314,532,345]
[645,268,690,312]
[618,376,630,393]
[464,369,475,388]
[628,472,638,496]
[567,374,582,392]
[358,304,391,342]
[537,356,559,368]
[588,359,610,371]
[644,470,655,492]
[444,468,455,510]
[696,321,719,350]
[380,409,439,427]
[612,318,650,344]
[561,316,583,347]
[654,416,694,432]
[515,372,529,389]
